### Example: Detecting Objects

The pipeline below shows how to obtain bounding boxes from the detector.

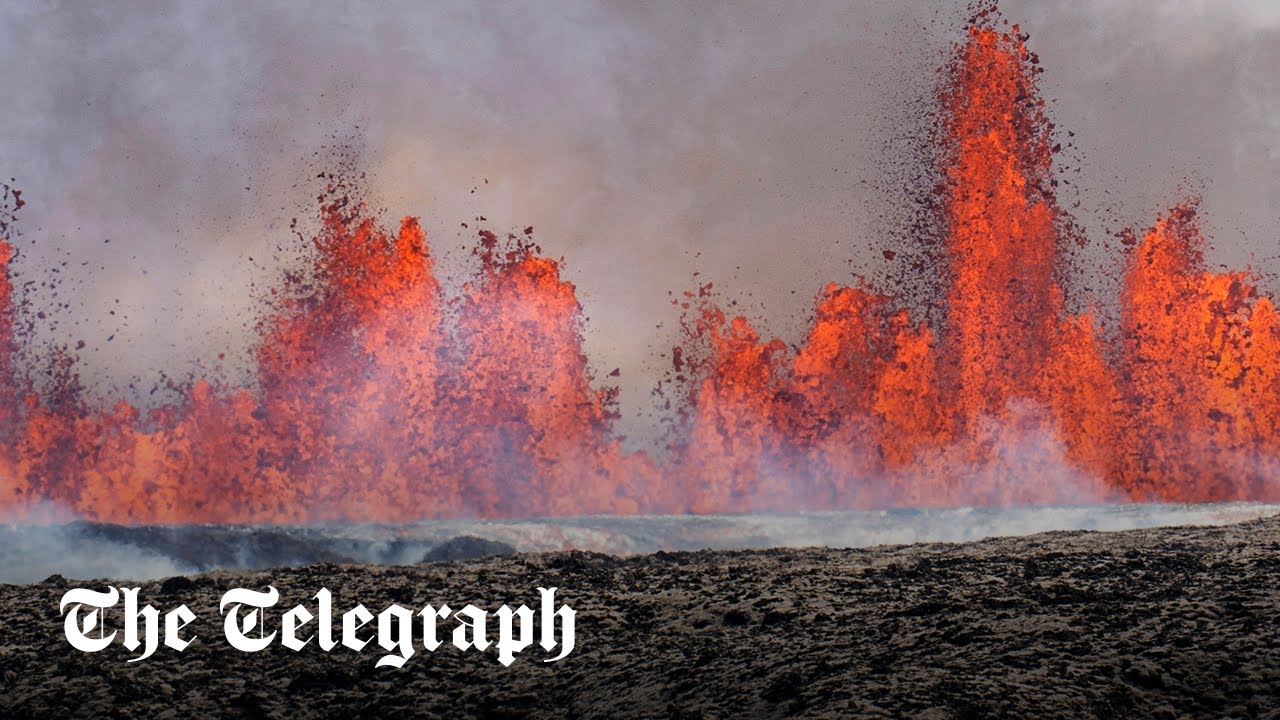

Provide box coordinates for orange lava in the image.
[2,8,1278,523]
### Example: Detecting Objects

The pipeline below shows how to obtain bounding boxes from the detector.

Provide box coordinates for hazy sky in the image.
[1,0,1276,445]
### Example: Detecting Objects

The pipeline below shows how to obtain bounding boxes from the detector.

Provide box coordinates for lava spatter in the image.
[2,6,1278,523]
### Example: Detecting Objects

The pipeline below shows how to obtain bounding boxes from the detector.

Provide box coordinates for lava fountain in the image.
[2,6,1278,524]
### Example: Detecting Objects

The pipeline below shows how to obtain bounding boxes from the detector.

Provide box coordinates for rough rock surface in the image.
[3,518,1279,719]
[421,535,518,562]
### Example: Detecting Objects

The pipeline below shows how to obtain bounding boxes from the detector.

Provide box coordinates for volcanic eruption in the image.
[1,5,1278,524]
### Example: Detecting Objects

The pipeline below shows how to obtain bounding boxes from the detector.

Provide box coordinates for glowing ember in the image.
[2,7,1278,523]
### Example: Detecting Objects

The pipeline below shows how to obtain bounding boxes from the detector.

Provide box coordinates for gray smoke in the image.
[5,503,1279,584]
[0,1,1275,447]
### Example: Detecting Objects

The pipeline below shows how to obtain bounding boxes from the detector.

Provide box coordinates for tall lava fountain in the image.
[1,7,1278,524]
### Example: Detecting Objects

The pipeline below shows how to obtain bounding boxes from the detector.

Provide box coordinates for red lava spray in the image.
[2,6,1278,523]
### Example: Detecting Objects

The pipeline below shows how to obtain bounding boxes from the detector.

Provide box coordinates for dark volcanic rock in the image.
[421,535,518,562]
[4,518,1280,719]
[158,575,196,595]
[69,521,362,570]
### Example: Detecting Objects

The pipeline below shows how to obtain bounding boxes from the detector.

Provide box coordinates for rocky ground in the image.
[3,516,1280,719]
